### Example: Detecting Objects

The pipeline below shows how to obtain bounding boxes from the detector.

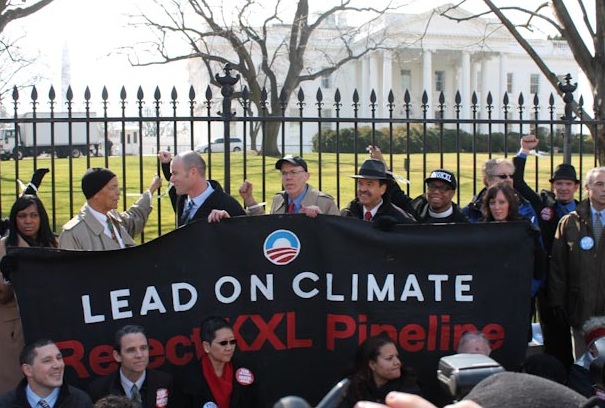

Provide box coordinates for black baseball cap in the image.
[275,155,308,172]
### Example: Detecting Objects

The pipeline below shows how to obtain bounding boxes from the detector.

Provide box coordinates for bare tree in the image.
[0,0,56,102]
[127,0,401,156]
[441,0,605,163]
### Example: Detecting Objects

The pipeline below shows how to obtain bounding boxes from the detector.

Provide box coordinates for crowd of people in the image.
[1,133,605,406]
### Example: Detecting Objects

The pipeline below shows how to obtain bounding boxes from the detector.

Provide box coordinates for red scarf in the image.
[201,353,233,408]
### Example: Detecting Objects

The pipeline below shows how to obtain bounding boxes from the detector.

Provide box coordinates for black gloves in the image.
[0,254,18,283]
[23,168,50,195]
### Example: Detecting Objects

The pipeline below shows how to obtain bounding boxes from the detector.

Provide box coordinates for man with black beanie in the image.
[58,168,161,250]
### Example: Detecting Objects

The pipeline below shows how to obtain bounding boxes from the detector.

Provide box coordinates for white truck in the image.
[0,112,102,160]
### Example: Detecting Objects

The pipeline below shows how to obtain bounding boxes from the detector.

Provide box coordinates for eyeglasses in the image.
[427,183,453,193]
[280,170,306,177]
[492,174,513,180]
[215,339,237,347]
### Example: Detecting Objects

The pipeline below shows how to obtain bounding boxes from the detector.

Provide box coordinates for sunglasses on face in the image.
[215,339,237,346]
[493,174,513,180]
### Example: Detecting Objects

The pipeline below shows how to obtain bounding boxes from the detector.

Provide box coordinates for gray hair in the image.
[584,167,605,187]
[482,158,514,179]
[457,331,491,356]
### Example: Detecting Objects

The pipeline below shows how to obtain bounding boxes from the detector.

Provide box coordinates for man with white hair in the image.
[550,167,605,359]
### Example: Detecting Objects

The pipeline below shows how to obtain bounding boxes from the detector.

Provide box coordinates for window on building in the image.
[507,73,513,94]
[133,131,138,144]
[127,134,131,144]
[401,69,412,93]
[321,73,332,89]
[530,74,540,94]
[435,70,445,92]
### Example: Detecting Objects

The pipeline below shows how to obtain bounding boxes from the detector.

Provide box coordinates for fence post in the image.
[558,73,577,165]
[215,63,240,194]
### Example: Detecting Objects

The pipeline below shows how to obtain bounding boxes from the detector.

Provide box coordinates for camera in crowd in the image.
[437,353,505,401]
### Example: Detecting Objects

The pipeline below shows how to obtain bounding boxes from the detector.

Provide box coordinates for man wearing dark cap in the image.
[410,169,469,223]
[238,155,340,218]
[512,134,580,370]
[59,168,161,250]
[341,159,416,224]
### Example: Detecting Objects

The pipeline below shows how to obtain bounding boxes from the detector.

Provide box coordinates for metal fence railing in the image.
[0,71,599,242]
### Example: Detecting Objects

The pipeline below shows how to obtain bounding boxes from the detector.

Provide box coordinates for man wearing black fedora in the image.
[512,134,580,371]
[341,159,416,224]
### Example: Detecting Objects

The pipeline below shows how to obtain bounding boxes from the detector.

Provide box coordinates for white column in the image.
[382,51,393,119]
[369,52,380,117]
[498,53,508,131]
[481,58,491,133]
[461,51,471,128]
[361,56,370,116]
[422,49,433,119]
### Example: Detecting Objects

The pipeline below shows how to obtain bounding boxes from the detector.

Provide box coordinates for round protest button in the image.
[540,207,554,221]
[236,367,255,385]
[580,236,594,251]
[155,388,169,407]
[203,402,218,408]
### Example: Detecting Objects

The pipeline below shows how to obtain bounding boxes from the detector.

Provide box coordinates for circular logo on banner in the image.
[203,402,218,408]
[236,367,255,385]
[540,207,554,221]
[581,236,594,251]
[155,388,169,407]
[263,230,301,265]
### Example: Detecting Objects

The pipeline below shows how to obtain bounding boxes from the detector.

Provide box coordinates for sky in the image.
[5,0,592,114]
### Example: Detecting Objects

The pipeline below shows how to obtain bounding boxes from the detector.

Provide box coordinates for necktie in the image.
[131,384,142,405]
[38,400,51,408]
[106,217,121,246]
[364,211,372,221]
[595,212,603,246]
[288,202,295,214]
[181,200,195,224]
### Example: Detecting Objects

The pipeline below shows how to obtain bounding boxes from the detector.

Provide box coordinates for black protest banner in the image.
[11,216,534,405]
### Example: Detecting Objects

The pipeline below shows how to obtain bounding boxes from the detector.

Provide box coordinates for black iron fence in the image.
[0,71,599,242]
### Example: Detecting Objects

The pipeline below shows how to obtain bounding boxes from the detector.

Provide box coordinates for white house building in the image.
[188,4,581,153]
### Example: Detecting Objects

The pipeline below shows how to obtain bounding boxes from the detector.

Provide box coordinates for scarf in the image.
[201,353,233,408]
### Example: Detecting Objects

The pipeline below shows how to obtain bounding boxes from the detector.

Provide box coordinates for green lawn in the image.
[0,151,597,242]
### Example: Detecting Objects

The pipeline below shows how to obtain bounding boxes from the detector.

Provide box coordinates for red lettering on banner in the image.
[148,338,165,369]
[166,335,193,365]
[56,340,89,378]
[400,324,425,352]
[89,344,116,376]
[190,327,204,359]
[287,312,312,348]
[326,314,356,350]
[440,315,451,350]
[248,314,285,350]
[370,324,397,340]
[58,312,507,378]
[327,314,506,353]
[482,323,505,350]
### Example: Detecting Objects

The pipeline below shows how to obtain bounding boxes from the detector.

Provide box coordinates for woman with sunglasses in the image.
[178,316,261,408]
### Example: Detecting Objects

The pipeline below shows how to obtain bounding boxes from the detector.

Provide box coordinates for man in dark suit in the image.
[513,134,580,371]
[88,325,174,408]
[158,150,245,226]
